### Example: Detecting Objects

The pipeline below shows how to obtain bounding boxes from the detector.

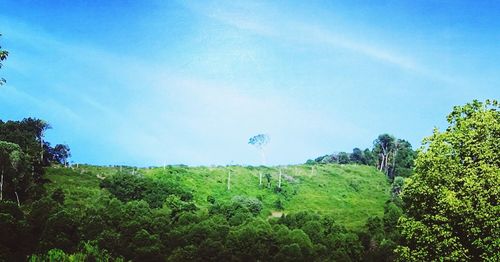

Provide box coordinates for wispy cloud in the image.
[183,1,457,84]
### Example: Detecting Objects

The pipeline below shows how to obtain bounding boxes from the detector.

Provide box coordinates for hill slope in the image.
[45,164,391,229]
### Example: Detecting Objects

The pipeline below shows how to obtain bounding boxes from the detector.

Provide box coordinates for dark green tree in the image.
[50,144,71,166]
[0,141,32,205]
[338,152,350,164]
[350,148,364,164]
[362,148,376,166]
[0,201,30,260]
[390,139,416,178]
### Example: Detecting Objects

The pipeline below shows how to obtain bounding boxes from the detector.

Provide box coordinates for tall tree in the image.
[396,100,500,261]
[373,134,396,175]
[248,134,270,186]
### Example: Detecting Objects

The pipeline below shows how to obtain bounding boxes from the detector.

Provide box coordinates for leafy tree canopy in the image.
[397,99,500,261]
[248,134,270,149]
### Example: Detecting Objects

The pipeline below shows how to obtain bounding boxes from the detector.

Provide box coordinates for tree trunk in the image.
[14,191,20,207]
[380,144,390,174]
[227,171,231,190]
[384,154,389,175]
[259,172,262,186]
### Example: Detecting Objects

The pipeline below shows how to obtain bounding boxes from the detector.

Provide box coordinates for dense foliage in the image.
[1,168,374,261]
[100,173,194,208]
[0,118,71,205]
[396,100,500,261]
[308,135,416,179]
[1,99,497,261]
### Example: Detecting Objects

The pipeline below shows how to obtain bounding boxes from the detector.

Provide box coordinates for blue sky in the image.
[0,0,498,166]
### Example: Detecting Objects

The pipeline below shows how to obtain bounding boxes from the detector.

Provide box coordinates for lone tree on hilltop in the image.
[248,134,270,186]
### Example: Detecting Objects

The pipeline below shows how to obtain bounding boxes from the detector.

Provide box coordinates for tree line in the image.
[307,134,416,179]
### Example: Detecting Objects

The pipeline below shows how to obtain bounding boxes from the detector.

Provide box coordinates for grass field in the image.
[45,163,391,229]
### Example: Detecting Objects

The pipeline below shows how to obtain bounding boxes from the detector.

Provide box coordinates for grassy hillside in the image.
[45,163,391,229]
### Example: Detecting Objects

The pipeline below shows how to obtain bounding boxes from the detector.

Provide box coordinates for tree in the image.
[44,143,71,166]
[350,148,364,164]
[396,100,500,261]
[53,144,71,166]
[0,201,30,261]
[337,152,350,164]
[373,134,396,175]
[0,141,31,205]
[0,34,8,85]
[362,148,376,166]
[248,134,270,186]
[391,140,415,178]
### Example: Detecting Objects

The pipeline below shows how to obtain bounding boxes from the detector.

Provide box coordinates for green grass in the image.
[44,163,391,229]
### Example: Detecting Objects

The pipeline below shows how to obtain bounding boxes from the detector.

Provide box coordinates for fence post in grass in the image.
[278,168,282,188]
